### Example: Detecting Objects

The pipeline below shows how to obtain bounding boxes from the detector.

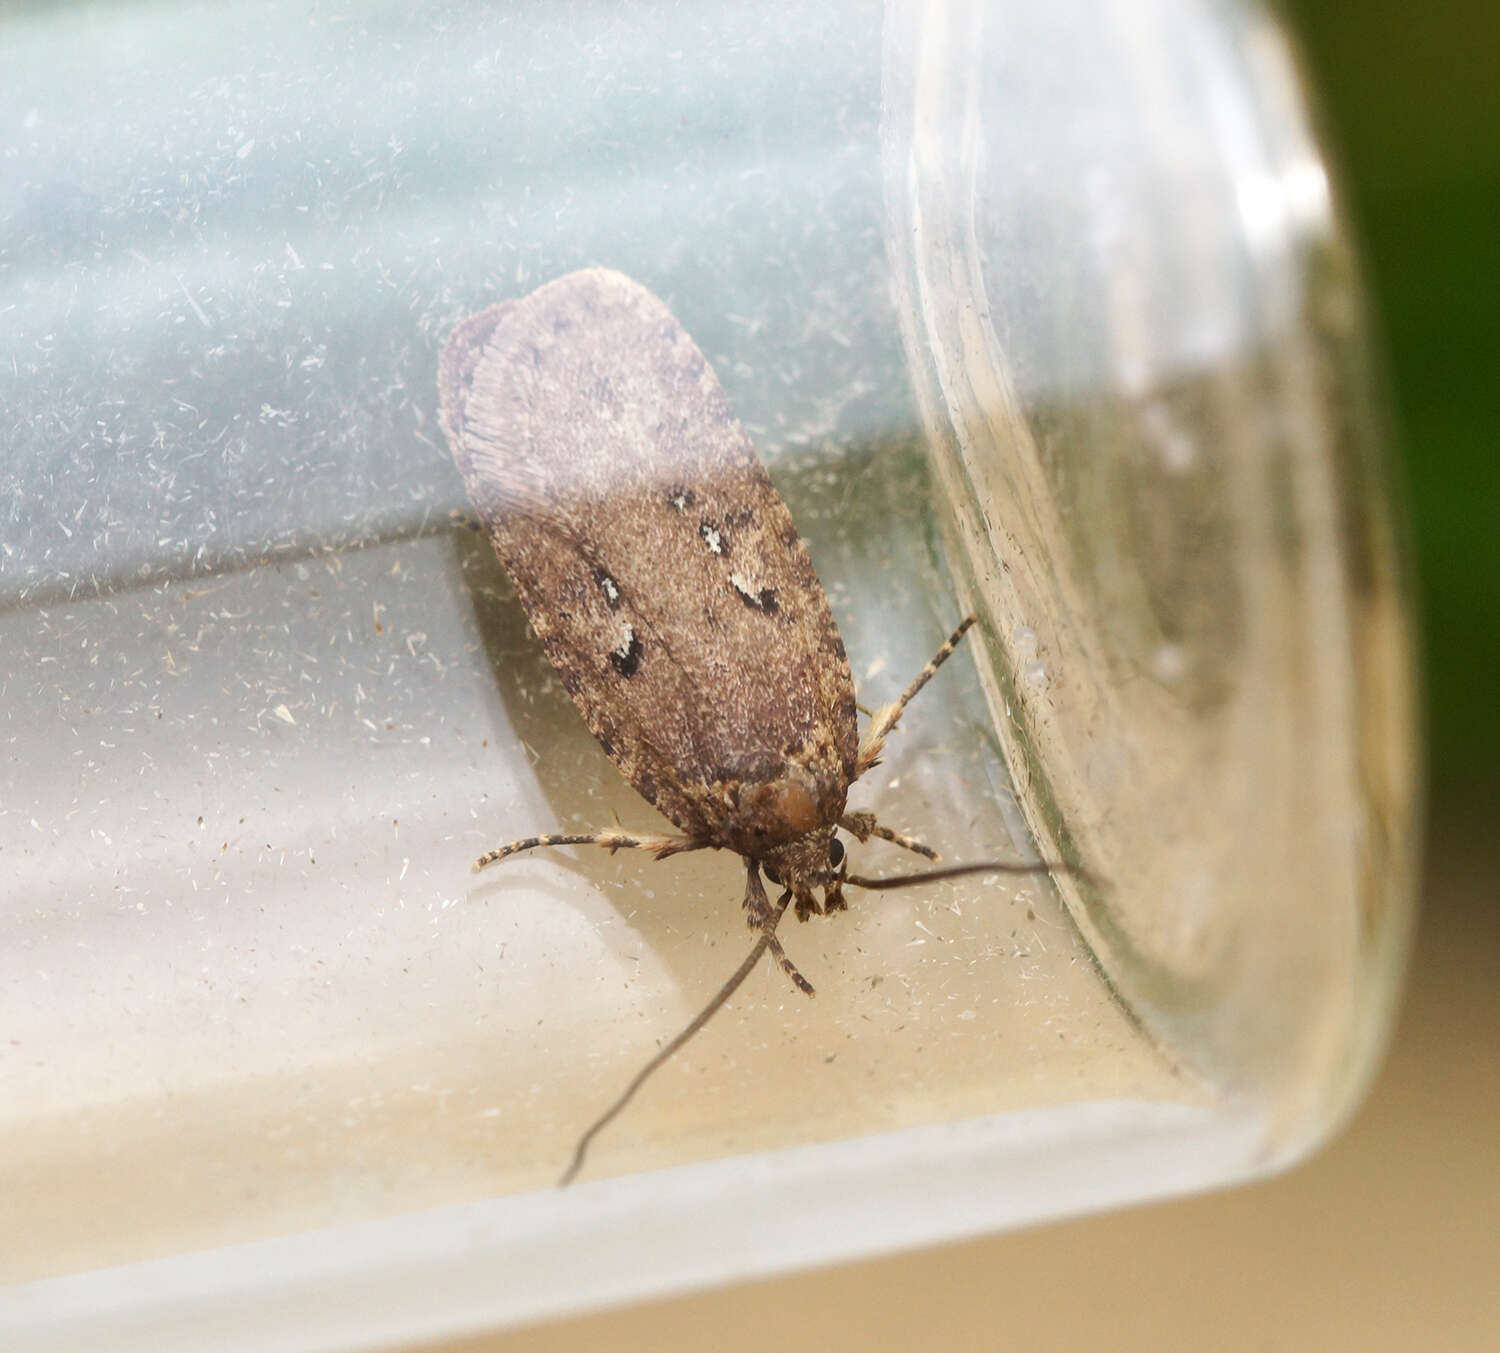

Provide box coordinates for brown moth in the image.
[438,268,1053,1183]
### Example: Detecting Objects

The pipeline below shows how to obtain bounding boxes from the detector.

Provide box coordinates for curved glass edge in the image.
[881,0,1421,1159]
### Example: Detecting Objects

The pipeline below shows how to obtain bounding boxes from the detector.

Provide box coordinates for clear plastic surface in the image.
[0,0,1419,1346]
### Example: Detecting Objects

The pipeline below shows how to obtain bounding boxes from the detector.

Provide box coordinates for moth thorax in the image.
[737,763,843,847]
[764,777,819,834]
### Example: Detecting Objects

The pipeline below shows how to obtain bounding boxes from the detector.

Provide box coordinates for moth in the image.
[438,268,1055,1183]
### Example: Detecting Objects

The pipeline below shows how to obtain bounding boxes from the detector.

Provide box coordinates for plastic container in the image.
[1,1,1420,1348]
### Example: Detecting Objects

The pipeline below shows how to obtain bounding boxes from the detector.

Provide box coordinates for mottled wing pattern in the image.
[438,269,857,844]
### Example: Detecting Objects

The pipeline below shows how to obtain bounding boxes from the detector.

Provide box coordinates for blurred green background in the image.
[1283,0,1500,792]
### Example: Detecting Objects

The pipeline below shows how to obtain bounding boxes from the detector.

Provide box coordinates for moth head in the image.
[761,828,849,917]
[736,762,848,912]
[818,844,848,913]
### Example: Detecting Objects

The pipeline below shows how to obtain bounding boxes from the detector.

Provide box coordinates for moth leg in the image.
[813,884,846,916]
[744,863,815,997]
[766,913,814,995]
[473,828,708,872]
[856,615,976,777]
[839,811,939,861]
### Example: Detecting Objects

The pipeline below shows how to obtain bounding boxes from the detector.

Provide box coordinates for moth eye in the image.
[828,837,845,868]
[764,864,783,886]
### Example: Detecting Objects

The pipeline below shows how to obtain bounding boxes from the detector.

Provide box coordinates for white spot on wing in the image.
[700,523,723,555]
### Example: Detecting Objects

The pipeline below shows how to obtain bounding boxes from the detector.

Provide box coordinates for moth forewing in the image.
[441,268,857,858]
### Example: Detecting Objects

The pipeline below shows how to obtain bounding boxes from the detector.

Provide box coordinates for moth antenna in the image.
[560,888,795,1187]
[844,859,1087,891]
[856,616,977,777]
[473,829,707,871]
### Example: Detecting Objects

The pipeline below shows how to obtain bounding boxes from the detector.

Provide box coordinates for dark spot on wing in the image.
[734,582,779,614]
[609,630,644,678]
